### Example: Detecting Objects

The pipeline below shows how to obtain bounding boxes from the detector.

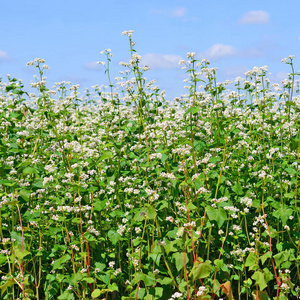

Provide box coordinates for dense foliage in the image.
[0,31,300,299]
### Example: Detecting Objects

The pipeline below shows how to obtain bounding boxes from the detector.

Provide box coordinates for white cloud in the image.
[223,65,250,77]
[0,50,11,62]
[141,53,182,69]
[241,47,265,58]
[171,7,186,17]
[150,9,164,14]
[238,11,270,24]
[150,7,186,18]
[198,44,265,61]
[58,76,87,85]
[199,44,238,60]
[82,61,103,71]
[269,71,289,83]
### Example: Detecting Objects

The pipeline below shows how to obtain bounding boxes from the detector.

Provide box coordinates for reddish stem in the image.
[79,201,93,295]
[16,192,26,298]
[184,252,190,300]
[183,187,196,262]
[134,282,140,300]
[261,205,281,299]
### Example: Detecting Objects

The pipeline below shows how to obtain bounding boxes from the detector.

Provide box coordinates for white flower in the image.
[157,240,166,246]
[122,30,134,37]
[170,292,183,298]
[135,227,142,234]
[197,286,207,296]
[187,52,196,59]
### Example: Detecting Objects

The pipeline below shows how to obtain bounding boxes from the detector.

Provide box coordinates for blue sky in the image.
[1,0,299,100]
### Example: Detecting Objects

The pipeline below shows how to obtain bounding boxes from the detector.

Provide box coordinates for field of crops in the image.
[0,31,300,299]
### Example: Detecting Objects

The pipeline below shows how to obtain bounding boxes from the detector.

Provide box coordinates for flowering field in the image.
[0,31,300,300]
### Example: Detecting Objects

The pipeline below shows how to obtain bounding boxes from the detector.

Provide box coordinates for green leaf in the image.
[153,287,163,298]
[47,281,60,299]
[15,247,31,260]
[0,179,15,187]
[206,207,227,228]
[143,274,156,287]
[159,277,173,285]
[251,271,267,290]
[0,254,7,266]
[284,191,295,199]
[133,273,156,287]
[130,288,145,299]
[193,179,203,190]
[108,282,119,291]
[147,206,156,219]
[178,281,187,293]
[57,290,75,300]
[99,151,113,160]
[97,274,110,285]
[107,230,122,245]
[160,153,168,163]
[232,182,243,195]
[156,200,168,211]
[272,207,293,226]
[19,189,30,202]
[23,166,38,175]
[94,262,106,272]
[134,209,147,222]
[91,289,101,298]
[83,277,94,283]
[260,251,272,265]
[148,253,161,266]
[187,202,197,210]
[33,179,43,188]
[245,252,256,267]
[70,272,84,285]
[285,167,296,175]
[262,268,273,284]
[190,260,212,280]
[83,231,96,242]
[93,200,106,211]
[53,254,71,270]
[273,250,290,268]
[214,259,224,269]
[0,279,15,296]
[184,106,200,116]
[172,252,188,271]
[11,231,27,248]
[209,156,221,164]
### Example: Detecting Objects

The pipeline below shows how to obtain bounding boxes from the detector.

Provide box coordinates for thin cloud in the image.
[241,47,265,58]
[171,7,186,17]
[82,61,103,71]
[58,75,88,85]
[198,44,265,61]
[150,9,164,14]
[199,44,238,60]
[269,71,289,84]
[0,50,11,62]
[150,7,186,18]
[223,65,250,77]
[141,53,182,69]
[238,11,270,24]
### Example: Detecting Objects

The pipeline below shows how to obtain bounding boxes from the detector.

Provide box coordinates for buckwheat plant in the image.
[0,31,300,300]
